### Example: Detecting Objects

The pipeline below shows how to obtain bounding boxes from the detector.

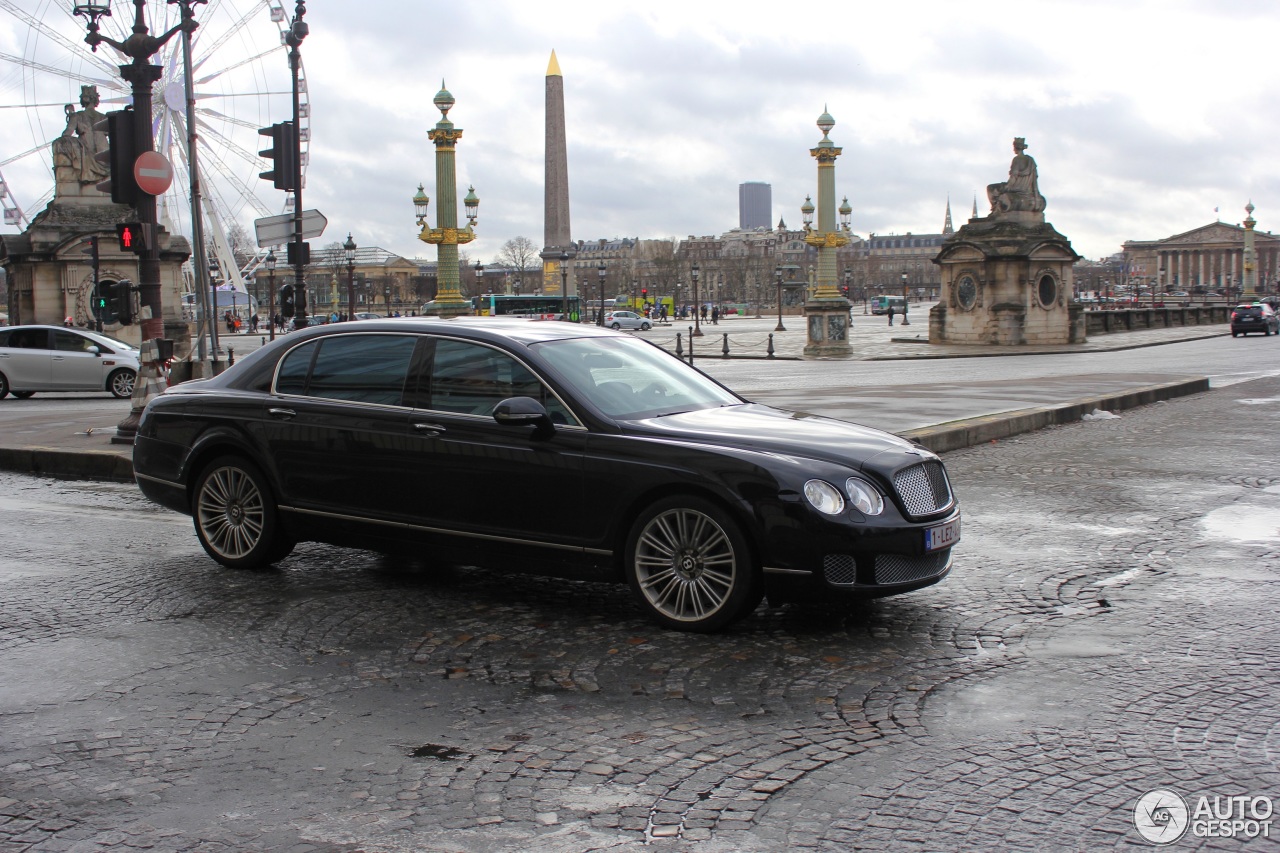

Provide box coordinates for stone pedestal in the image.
[803,297,853,358]
[931,139,1081,346]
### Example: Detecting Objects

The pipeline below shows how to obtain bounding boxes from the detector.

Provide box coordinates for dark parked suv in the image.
[1230,303,1279,337]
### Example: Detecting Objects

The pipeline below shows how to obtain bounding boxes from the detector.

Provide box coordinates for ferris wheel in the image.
[0,0,311,290]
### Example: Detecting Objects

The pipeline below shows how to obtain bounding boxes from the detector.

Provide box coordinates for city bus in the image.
[470,294,581,322]
[869,295,907,315]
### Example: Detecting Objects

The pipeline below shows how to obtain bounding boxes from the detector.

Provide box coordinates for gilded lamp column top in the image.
[429,81,461,145]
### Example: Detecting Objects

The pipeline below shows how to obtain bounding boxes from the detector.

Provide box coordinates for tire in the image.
[641,322,651,331]
[11,391,35,399]
[624,495,762,632]
[192,455,289,570]
[108,368,136,399]
[0,371,8,399]
[611,322,621,330]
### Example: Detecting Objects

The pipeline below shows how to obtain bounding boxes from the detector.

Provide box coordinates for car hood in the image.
[624,403,922,471]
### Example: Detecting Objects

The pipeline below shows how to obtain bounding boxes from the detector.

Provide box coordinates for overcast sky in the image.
[3,0,1278,265]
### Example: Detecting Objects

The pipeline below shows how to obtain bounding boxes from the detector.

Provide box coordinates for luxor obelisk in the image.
[540,50,576,302]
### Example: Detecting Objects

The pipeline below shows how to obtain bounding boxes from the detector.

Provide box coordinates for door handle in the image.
[412,422,446,437]
[268,407,297,419]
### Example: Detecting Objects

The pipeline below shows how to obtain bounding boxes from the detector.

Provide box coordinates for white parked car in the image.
[0,325,139,399]
[603,310,652,331]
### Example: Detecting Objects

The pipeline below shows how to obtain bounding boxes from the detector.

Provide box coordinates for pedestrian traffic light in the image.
[258,121,298,191]
[92,279,110,315]
[116,222,144,253]
[94,109,139,205]
[279,283,295,318]
[113,278,135,325]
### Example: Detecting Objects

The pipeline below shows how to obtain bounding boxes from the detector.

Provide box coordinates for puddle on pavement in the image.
[409,743,470,760]
[1201,505,1280,542]
[1236,397,1280,405]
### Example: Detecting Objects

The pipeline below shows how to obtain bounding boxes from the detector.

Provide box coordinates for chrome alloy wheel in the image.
[196,464,266,561]
[633,507,738,624]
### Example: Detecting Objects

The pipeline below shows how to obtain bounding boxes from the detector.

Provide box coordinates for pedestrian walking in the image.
[887,305,895,326]
[711,305,719,325]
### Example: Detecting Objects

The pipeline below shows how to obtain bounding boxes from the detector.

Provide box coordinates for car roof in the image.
[283,315,623,346]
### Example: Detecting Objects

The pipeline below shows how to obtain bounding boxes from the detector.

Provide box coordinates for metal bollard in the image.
[688,326,695,364]
[767,333,775,358]
[721,332,730,358]
[675,332,683,358]
[228,348,234,366]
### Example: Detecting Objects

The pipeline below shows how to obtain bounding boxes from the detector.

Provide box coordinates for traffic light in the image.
[279,283,295,318]
[116,222,144,253]
[641,288,648,300]
[286,240,309,266]
[94,109,139,205]
[113,278,135,325]
[80,235,99,265]
[92,280,111,319]
[258,121,298,191]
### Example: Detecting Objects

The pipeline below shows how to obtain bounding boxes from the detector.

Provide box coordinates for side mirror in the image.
[87,345,101,356]
[493,396,554,438]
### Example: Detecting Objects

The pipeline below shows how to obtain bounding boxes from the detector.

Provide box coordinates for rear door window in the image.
[274,334,417,406]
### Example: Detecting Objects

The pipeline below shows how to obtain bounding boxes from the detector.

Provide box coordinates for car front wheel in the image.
[108,368,136,399]
[641,322,651,331]
[0,371,8,399]
[624,496,761,632]
[192,456,291,570]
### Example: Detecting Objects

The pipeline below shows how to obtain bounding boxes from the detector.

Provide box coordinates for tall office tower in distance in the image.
[541,50,575,295]
[739,181,772,230]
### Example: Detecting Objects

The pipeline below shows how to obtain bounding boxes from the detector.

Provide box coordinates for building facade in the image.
[1123,215,1280,297]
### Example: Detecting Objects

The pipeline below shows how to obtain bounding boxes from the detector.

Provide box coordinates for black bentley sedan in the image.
[134,318,959,632]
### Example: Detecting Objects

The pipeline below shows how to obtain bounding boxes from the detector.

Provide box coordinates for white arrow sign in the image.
[254,209,328,247]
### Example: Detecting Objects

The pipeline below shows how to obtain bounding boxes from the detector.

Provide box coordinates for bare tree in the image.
[495,236,540,276]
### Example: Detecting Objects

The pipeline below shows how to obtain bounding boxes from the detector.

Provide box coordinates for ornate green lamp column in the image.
[414,82,479,317]
[802,107,853,358]
[1242,201,1258,302]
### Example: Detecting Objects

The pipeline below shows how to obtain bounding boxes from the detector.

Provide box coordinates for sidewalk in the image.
[0,317,1221,482]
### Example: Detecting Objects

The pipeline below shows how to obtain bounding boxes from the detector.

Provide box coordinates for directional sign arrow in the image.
[254,209,328,247]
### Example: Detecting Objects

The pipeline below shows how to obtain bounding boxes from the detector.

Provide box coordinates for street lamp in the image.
[475,260,485,302]
[717,273,724,323]
[901,272,910,325]
[774,265,786,332]
[597,261,607,326]
[343,232,356,321]
[844,267,851,300]
[413,83,479,317]
[265,248,277,340]
[559,250,570,321]
[691,261,703,336]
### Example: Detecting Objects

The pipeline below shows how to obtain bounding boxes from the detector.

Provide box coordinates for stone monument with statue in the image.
[931,138,1084,345]
[0,85,190,348]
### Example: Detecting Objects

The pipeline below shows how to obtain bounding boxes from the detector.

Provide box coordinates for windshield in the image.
[533,335,742,419]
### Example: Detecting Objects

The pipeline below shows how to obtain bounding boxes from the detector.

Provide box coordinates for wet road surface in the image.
[2,374,1279,850]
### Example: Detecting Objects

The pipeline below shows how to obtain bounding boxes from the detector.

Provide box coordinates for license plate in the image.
[924,515,961,551]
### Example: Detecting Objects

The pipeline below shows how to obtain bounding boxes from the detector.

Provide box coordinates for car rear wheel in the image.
[624,496,761,632]
[108,368,136,399]
[0,371,8,399]
[611,322,622,329]
[192,456,290,570]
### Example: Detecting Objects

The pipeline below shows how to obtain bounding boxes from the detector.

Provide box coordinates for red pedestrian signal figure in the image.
[116,222,143,253]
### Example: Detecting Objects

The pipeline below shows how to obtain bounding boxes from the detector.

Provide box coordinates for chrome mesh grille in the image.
[823,554,858,586]
[892,460,953,517]
[874,549,951,585]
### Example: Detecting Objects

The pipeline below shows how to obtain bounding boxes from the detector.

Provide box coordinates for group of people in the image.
[638,303,721,325]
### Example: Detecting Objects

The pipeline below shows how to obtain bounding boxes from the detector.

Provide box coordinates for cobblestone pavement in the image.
[2,378,1279,850]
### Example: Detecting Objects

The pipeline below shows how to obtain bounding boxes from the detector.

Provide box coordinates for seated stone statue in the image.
[52,85,109,187]
[986,137,1046,216]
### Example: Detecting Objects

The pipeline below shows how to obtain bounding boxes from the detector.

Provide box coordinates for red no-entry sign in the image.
[133,151,173,196]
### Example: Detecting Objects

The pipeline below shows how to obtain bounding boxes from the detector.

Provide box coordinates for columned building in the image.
[1123,214,1280,297]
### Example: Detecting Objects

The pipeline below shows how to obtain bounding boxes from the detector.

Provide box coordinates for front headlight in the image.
[804,479,845,515]
[845,477,885,516]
